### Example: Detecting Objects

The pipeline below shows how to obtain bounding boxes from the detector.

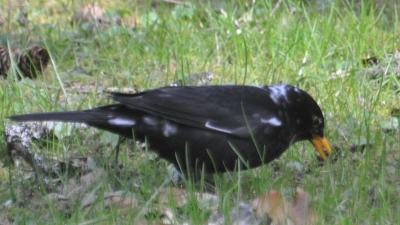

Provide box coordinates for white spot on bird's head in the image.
[163,122,178,137]
[108,118,136,126]
[268,84,291,104]
[261,117,282,126]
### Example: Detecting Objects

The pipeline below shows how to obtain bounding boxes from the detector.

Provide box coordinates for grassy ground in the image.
[0,0,399,224]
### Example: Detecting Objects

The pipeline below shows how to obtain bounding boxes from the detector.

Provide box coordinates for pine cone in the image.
[14,46,50,79]
[0,46,12,77]
[0,46,50,79]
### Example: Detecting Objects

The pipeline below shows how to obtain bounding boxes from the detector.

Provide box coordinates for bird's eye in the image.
[312,116,321,128]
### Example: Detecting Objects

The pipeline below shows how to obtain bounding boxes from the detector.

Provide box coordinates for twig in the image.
[270,0,283,16]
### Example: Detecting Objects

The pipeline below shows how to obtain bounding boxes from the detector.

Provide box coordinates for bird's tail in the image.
[8,104,127,124]
[9,111,96,123]
[9,105,141,139]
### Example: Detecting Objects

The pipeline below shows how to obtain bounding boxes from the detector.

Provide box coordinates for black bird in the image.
[9,84,331,174]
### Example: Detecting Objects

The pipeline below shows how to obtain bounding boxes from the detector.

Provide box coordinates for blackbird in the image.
[9,84,331,174]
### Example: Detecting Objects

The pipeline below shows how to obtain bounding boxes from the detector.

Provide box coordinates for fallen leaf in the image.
[207,202,263,225]
[252,190,289,224]
[380,117,399,133]
[252,188,318,225]
[71,4,106,26]
[170,71,214,86]
[103,193,139,211]
[158,187,188,208]
[289,188,317,225]
[122,13,141,28]
[158,187,219,211]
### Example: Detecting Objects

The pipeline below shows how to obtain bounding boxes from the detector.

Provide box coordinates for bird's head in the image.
[280,85,332,160]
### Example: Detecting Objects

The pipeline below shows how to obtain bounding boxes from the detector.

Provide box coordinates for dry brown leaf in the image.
[158,187,218,211]
[121,14,141,28]
[169,62,177,74]
[71,4,106,26]
[207,202,264,225]
[80,191,141,213]
[71,4,121,32]
[106,86,140,94]
[135,220,168,225]
[252,190,289,224]
[158,187,188,208]
[252,188,318,225]
[170,71,214,87]
[45,193,68,201]
[80,169,105,186]
[0,15,4,25]
[81,193,97,211]
[289,188,317,225]
[63,169,106,204]
[103,193,140,211]
[27,192,72,217]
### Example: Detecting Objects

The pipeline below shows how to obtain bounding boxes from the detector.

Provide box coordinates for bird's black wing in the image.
[111,86,280,138]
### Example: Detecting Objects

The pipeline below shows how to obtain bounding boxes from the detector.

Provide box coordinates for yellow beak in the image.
[311,135,331,160]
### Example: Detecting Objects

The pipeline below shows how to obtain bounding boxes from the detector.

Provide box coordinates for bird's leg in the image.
[111,136,126,168]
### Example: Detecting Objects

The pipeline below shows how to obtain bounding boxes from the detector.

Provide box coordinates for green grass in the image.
[0,0,399,224]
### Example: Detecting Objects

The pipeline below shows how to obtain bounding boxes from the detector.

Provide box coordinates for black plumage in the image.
[9,84,331,174]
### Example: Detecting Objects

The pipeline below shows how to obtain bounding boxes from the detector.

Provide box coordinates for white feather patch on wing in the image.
[163,122,178,137]
[205,121,232,133]
[108,118,136,126]
[261,117,282,126]
[143,116,158,126]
